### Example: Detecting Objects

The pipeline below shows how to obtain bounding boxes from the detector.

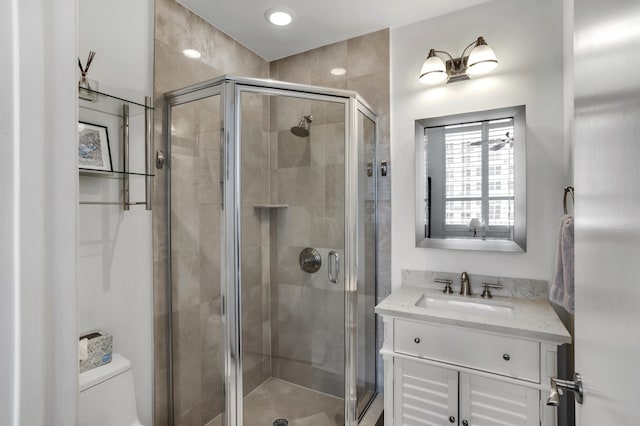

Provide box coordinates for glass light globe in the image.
[419,53,447,85]
[467,43,498,76]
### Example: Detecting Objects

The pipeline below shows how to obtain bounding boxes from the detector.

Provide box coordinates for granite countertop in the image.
[375,285,572,344]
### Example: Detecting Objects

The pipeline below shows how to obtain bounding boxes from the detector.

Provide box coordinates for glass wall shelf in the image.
[79,87,153,117]
[79,168,154,178]
[79,171,150,206]
[78,88,154,210]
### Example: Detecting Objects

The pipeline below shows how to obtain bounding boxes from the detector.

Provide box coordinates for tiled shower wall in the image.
[153,0,269,424]
[239,92,272,394]
[269,29,392,392]
[167,97,224,424]
[268,97,347,397]
[358,112,379,397]
[153,0,391,422]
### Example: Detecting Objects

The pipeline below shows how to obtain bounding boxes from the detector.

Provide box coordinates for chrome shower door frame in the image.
[164,76,378,426]
[345,96,359,425]
[352,100,379,425]
[229,81,359,425]
[163,79,228,426]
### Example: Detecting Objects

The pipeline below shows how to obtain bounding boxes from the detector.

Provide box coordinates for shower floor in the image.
[205,377,344,426]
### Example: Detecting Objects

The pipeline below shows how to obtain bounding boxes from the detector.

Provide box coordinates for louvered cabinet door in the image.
[394,358,458,426]
[459,373,540,426]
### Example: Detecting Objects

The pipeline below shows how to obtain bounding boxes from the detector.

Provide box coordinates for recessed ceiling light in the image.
[182,49,201,59]
[330,68,346,76]
[265,8,294,26]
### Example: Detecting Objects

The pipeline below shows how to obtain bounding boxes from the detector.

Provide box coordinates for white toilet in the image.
[79,353,146,426]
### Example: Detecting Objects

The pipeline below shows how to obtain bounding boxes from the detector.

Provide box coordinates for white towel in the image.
[550,214,574,313]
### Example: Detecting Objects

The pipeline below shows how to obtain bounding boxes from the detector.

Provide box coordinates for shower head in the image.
[291,125,309,138]
[291,115,313,137]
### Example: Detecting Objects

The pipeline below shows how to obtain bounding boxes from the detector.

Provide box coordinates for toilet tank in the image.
[79,353,143,426]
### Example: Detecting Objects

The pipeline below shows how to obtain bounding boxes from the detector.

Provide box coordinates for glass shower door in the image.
[237,88,347,426]
[164,77,378,426]
[356,106,378,419]
[168,92,226,426]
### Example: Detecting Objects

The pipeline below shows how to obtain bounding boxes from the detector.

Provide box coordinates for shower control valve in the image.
[299,248,321,273]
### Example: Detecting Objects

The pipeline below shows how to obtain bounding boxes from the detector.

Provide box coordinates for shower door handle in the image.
[328,250,340,284]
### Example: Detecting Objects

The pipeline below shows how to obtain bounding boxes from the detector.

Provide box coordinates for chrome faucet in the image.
[460,272,472,296]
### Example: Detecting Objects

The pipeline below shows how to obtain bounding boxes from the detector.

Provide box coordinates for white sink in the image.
[415,293,515,318]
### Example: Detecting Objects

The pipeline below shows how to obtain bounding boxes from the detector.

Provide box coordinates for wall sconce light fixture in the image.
[419,36,498,85]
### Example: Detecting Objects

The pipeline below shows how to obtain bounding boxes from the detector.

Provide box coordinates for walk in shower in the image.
[164,76,378,426]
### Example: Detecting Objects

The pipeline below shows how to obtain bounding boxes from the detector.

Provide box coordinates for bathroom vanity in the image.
[376,284,571,426]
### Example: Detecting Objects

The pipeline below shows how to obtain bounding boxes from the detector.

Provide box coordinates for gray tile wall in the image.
[358,112,379,396]
[153,0,269,425]
[270,29,391,395]
[239,92,272,395]
[154,4,392,422]
[167,99,224,426]
[268,97,347,397]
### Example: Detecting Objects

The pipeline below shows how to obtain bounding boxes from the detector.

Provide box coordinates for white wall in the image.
[78,1,155,424]
[563,0,574,184]
[1,0,78,424]
[391,0,565,288]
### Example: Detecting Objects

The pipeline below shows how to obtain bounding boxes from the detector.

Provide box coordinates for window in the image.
[429,117,515,238]
[416,104,525,251]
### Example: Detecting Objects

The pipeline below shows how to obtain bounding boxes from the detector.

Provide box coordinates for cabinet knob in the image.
[414,337,421,344]
[503,353,511,361]
[448,416,456,423]
[462,420,469,426]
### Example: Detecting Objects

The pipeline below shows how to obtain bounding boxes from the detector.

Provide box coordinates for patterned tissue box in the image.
[79,331,113,373]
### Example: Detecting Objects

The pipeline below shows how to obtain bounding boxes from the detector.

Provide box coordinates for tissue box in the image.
[79,331,113,373]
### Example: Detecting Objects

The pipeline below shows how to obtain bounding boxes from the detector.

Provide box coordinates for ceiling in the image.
[176,0,491,61]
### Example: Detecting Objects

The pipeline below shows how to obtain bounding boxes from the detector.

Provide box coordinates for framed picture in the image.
[78,121,113,171]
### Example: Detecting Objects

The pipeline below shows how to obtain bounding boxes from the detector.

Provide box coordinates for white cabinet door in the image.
[394,358,458,426]
[459,373,539,426]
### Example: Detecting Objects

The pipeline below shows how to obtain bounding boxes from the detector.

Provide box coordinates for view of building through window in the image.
[442,118,515,231]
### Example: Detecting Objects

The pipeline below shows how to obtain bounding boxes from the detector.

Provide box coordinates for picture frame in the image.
[78,121,113,172]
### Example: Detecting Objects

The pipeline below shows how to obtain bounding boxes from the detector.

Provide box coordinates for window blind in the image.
[442,118,514,229]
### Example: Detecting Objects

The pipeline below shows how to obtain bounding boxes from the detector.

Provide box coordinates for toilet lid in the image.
[79,353,131,392]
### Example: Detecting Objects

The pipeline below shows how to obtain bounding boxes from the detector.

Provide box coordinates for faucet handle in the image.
[481,283,503,299]
[434,279,453,294]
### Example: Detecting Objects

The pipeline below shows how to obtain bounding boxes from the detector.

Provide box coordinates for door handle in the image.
[547,372,584,406]
[328,250,340,284]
